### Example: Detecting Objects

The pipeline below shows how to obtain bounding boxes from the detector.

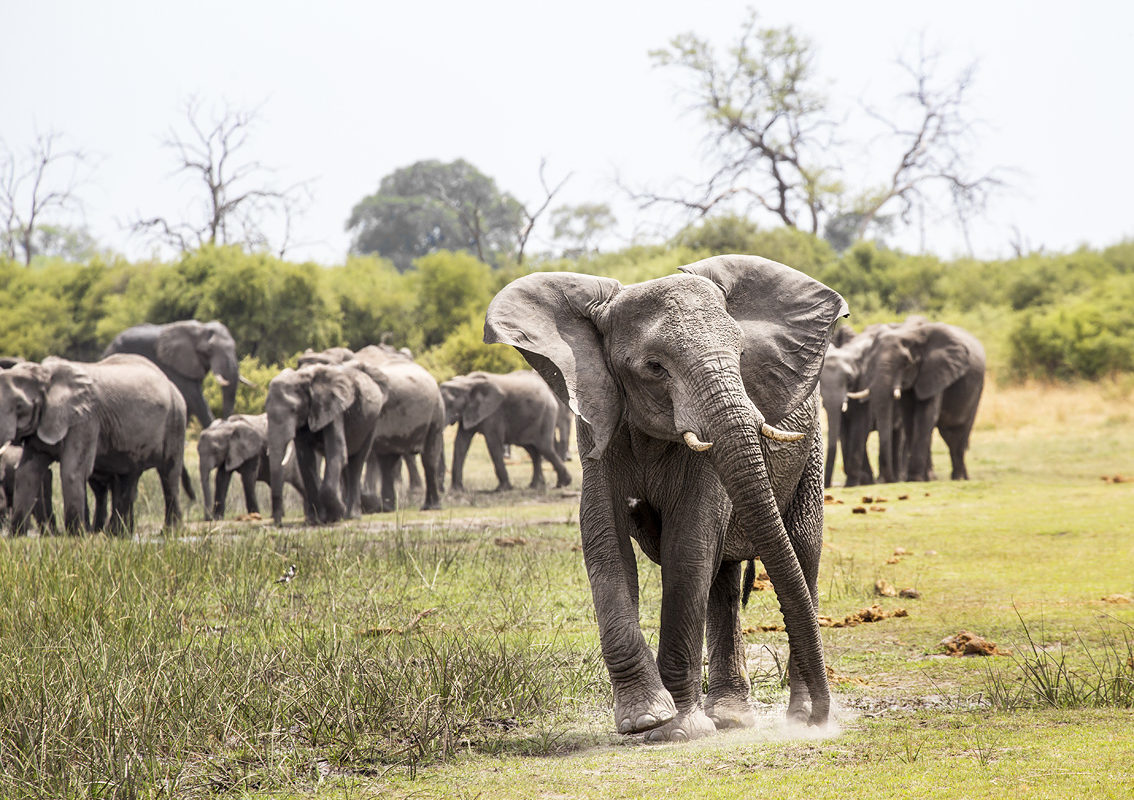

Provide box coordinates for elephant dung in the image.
[939,631,1010,657]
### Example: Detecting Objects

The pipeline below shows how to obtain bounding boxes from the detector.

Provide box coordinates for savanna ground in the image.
[1,380,1132,799]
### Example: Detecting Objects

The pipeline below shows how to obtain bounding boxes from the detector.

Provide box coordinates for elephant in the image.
[351,346,445,512]
[819,325,889,487]
[102,320,250,426]
[266,362,385,525]
[0,444,57,532]
[440,370,572,493]
[0,355,188,535]
[554,395,574,462]
[859,320,985,483]
[296,346,445,510]
[484,254,847,740]
[197,414,306,520]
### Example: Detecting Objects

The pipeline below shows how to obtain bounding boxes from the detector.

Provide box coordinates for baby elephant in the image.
[440,370,572,492]
[198,414,305,520]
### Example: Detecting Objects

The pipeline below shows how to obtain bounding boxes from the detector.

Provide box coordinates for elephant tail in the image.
[742,559,757,608]
[181,467,197,502]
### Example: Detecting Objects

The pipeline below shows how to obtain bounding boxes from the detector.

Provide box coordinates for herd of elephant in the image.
[820,316,985,488]
[1,256,990,743]
[0,320,576,535]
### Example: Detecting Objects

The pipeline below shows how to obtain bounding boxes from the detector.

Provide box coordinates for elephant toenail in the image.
[634,713,657,731]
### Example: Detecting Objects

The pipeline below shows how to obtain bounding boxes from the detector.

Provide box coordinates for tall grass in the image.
[0,530,605,798]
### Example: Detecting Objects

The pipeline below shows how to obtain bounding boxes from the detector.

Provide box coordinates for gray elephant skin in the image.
[0,444,56,532]
[0,355,188,534]
[102,320,247,426]
[440,370,572,492]
[485,254,847,740]
[860,320,985,483]
[198,413,306,520]
[295,346,446,513]
[819,324,890,487]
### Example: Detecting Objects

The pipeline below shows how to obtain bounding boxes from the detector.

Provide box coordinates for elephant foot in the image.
[614,687,677,735]
[705,695,756,730]
[492,483,513,493]
[360,495,383,514]
[420,500,441,511]
[555,476,572,488]
[643,706,716,743]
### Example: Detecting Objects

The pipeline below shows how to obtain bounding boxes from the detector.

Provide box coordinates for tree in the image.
[346,159,524,271]
[551,202,616,257]
[0,132,92,265]
[643,10,1002,251]
[133,99,309,256]
[642,11,838,234]
[515,159,572,265]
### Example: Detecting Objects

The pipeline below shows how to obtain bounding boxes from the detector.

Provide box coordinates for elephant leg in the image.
[360,449,382,514]
[238,462,261,515]
[419,425,444,510]
[523,445,546,489]
[403,454,423,493]
[341,448,369,518]
[540,439,572,489]
[450,428,473,492]
[214,468,235,519]
[295,443,322,524]
[938,419,974,480]
[781,432,830,723]
[705,560,755,730]
[35,465,58,534]
[60,443,97,535]
[580,472,676,735]
[10,450,53,536]
[158,458,182,530]
[376,453,401,512]
[906,395,942,482]
[111,473,141,536]
[484,435,512,491]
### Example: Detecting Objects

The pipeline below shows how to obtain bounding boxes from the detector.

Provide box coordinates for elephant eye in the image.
[644,359,668,378]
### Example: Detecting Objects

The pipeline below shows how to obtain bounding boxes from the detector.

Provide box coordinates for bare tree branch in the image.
[0,132,92,264]
[133,98,310,255]
[515,158,572,264]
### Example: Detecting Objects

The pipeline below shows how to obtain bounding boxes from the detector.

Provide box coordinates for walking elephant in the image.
[266,363,385,525]
[859,321,985,483]
[485,254,847,740]
[102,320,249,426]
[0,355,188,535]
[440,370,572,492]
[198,414,306,520]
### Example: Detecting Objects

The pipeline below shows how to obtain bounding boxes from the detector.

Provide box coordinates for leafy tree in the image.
[551,202,616,257]
[346,159,523,270]
[407,251,494,348]
[670,214,835,275]
[325,255,422,352]
[417,312,527,382]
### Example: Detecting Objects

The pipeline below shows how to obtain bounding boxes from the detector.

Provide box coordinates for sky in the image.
[4,1,1133,264]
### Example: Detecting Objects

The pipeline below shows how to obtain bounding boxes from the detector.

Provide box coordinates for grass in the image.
[1,380,1132,798]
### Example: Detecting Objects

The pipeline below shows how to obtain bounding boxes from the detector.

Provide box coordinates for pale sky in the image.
[4,1,1132,264]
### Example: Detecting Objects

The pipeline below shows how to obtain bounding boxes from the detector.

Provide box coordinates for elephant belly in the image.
[94,449,160,475]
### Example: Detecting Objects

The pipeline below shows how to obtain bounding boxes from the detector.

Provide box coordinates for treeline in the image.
[2,220,1132,393]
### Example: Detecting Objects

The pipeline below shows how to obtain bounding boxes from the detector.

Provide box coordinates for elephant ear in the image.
[680,254,849,424]
[156,323,207,380]
[225,418,266,472]
[37,359,96,446]
[308,366,356,432]
[462,377,506,428]
[484,272,623,460]
[914,327,973,399]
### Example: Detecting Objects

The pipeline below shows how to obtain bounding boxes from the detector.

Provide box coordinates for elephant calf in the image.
[440,370,572,492]
[198,414,305,520]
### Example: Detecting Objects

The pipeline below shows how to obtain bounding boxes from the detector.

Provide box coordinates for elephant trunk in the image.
[213,352,240,419]
[870,379,898,484]
[698,380,830,725]
[268,416,295,525]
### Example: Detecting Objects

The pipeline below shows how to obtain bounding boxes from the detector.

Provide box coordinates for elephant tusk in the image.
[892,388,902,400]
[281,440,295,467]
[682,431,713,452]
[841,400,848,413]
[214,374,231,387]
[760,423,806,443]
[0,441,9,457]
[846,388,870,400]
[239,375,255,387]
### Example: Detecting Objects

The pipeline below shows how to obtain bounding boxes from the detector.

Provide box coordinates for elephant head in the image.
[439,373,503,429]
[0,360,95,451]
[155,320,245,419]
[485,254,847,728]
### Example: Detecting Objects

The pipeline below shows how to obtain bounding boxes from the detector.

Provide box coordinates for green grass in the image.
[1,383,1132,798]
